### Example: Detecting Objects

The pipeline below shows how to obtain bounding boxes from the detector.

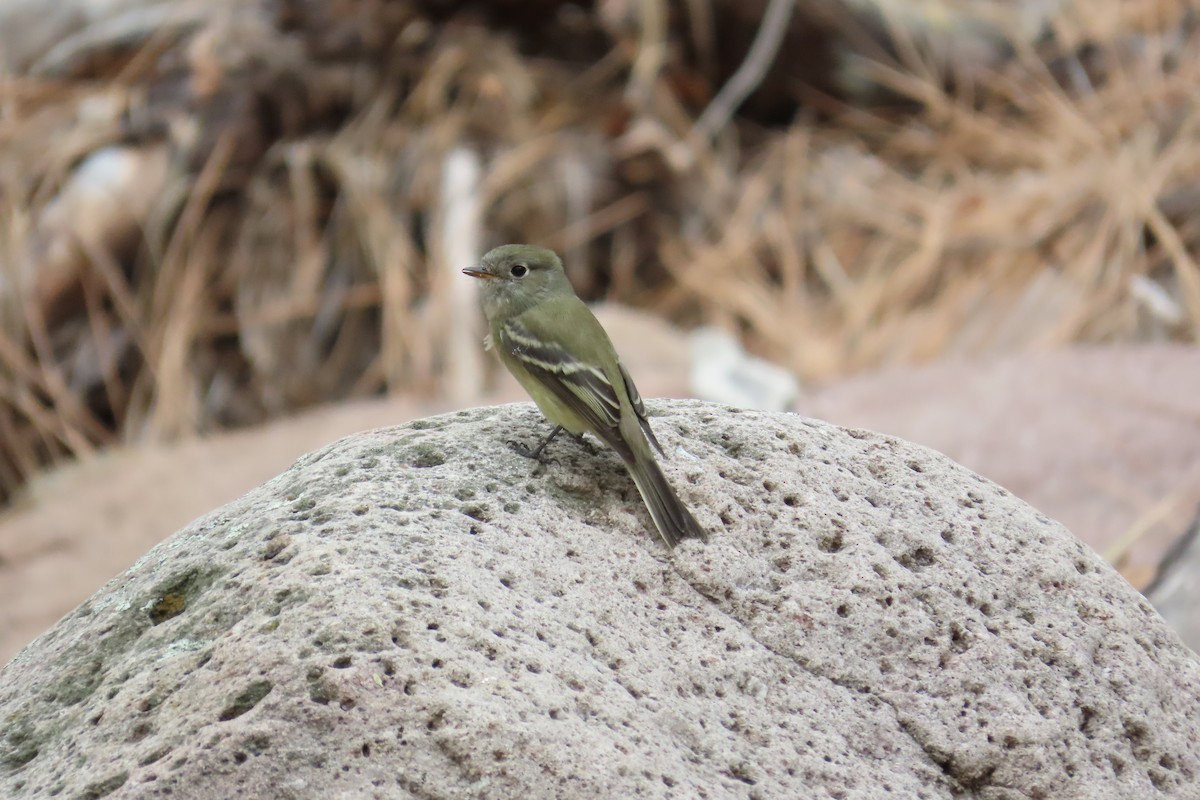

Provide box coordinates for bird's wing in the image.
[617,361,663,455]
[499,298,666,457]
[498,314,625,449]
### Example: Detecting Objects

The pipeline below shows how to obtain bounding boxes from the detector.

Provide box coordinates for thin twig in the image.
[690,0,795,142]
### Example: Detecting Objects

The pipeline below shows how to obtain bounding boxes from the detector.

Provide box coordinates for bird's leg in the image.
[507,425,564,462]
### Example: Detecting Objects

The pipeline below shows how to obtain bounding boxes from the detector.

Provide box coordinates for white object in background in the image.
[689,327,800,412]
[442,147,484,406]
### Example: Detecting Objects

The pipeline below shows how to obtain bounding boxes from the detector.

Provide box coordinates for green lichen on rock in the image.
[1,714,40,770]
[218,681,273,721]
[146,566,220,626]
[78,770,128,799]
[409,443,446,468]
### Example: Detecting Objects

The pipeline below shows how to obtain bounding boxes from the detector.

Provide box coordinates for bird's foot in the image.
[505,438,556,464]
[506,425,564,464]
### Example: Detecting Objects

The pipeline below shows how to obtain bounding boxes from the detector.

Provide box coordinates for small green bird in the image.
[464,244,708,549]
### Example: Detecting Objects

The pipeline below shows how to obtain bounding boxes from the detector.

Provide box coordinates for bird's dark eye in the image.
[511,264,528,278]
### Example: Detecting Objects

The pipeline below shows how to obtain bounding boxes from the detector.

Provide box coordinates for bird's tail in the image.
[626,448,708,549]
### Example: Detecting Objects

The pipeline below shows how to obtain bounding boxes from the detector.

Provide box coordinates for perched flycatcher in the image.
[464,244,708,549]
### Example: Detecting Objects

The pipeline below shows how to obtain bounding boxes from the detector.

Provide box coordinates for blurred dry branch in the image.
[0,0,1198,503]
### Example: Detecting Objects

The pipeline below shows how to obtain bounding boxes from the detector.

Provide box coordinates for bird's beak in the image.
[462,266,498,280]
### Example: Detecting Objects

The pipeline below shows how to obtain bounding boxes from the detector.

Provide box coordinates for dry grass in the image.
[0,0,1197,504]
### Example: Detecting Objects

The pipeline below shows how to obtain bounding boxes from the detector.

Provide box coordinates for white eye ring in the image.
[511,264,528,278]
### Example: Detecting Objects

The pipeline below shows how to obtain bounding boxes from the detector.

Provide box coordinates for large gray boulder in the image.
[2,401,1198,799]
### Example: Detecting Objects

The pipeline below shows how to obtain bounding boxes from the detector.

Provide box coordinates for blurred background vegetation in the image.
[0,0,1196,507]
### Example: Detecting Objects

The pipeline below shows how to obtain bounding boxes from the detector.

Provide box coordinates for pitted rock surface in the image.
[2,401,1198,799]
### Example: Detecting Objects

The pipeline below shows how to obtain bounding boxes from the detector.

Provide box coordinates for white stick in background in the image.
[441,147,485,406]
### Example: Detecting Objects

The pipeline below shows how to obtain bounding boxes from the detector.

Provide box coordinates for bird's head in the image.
[463,244,571,319]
